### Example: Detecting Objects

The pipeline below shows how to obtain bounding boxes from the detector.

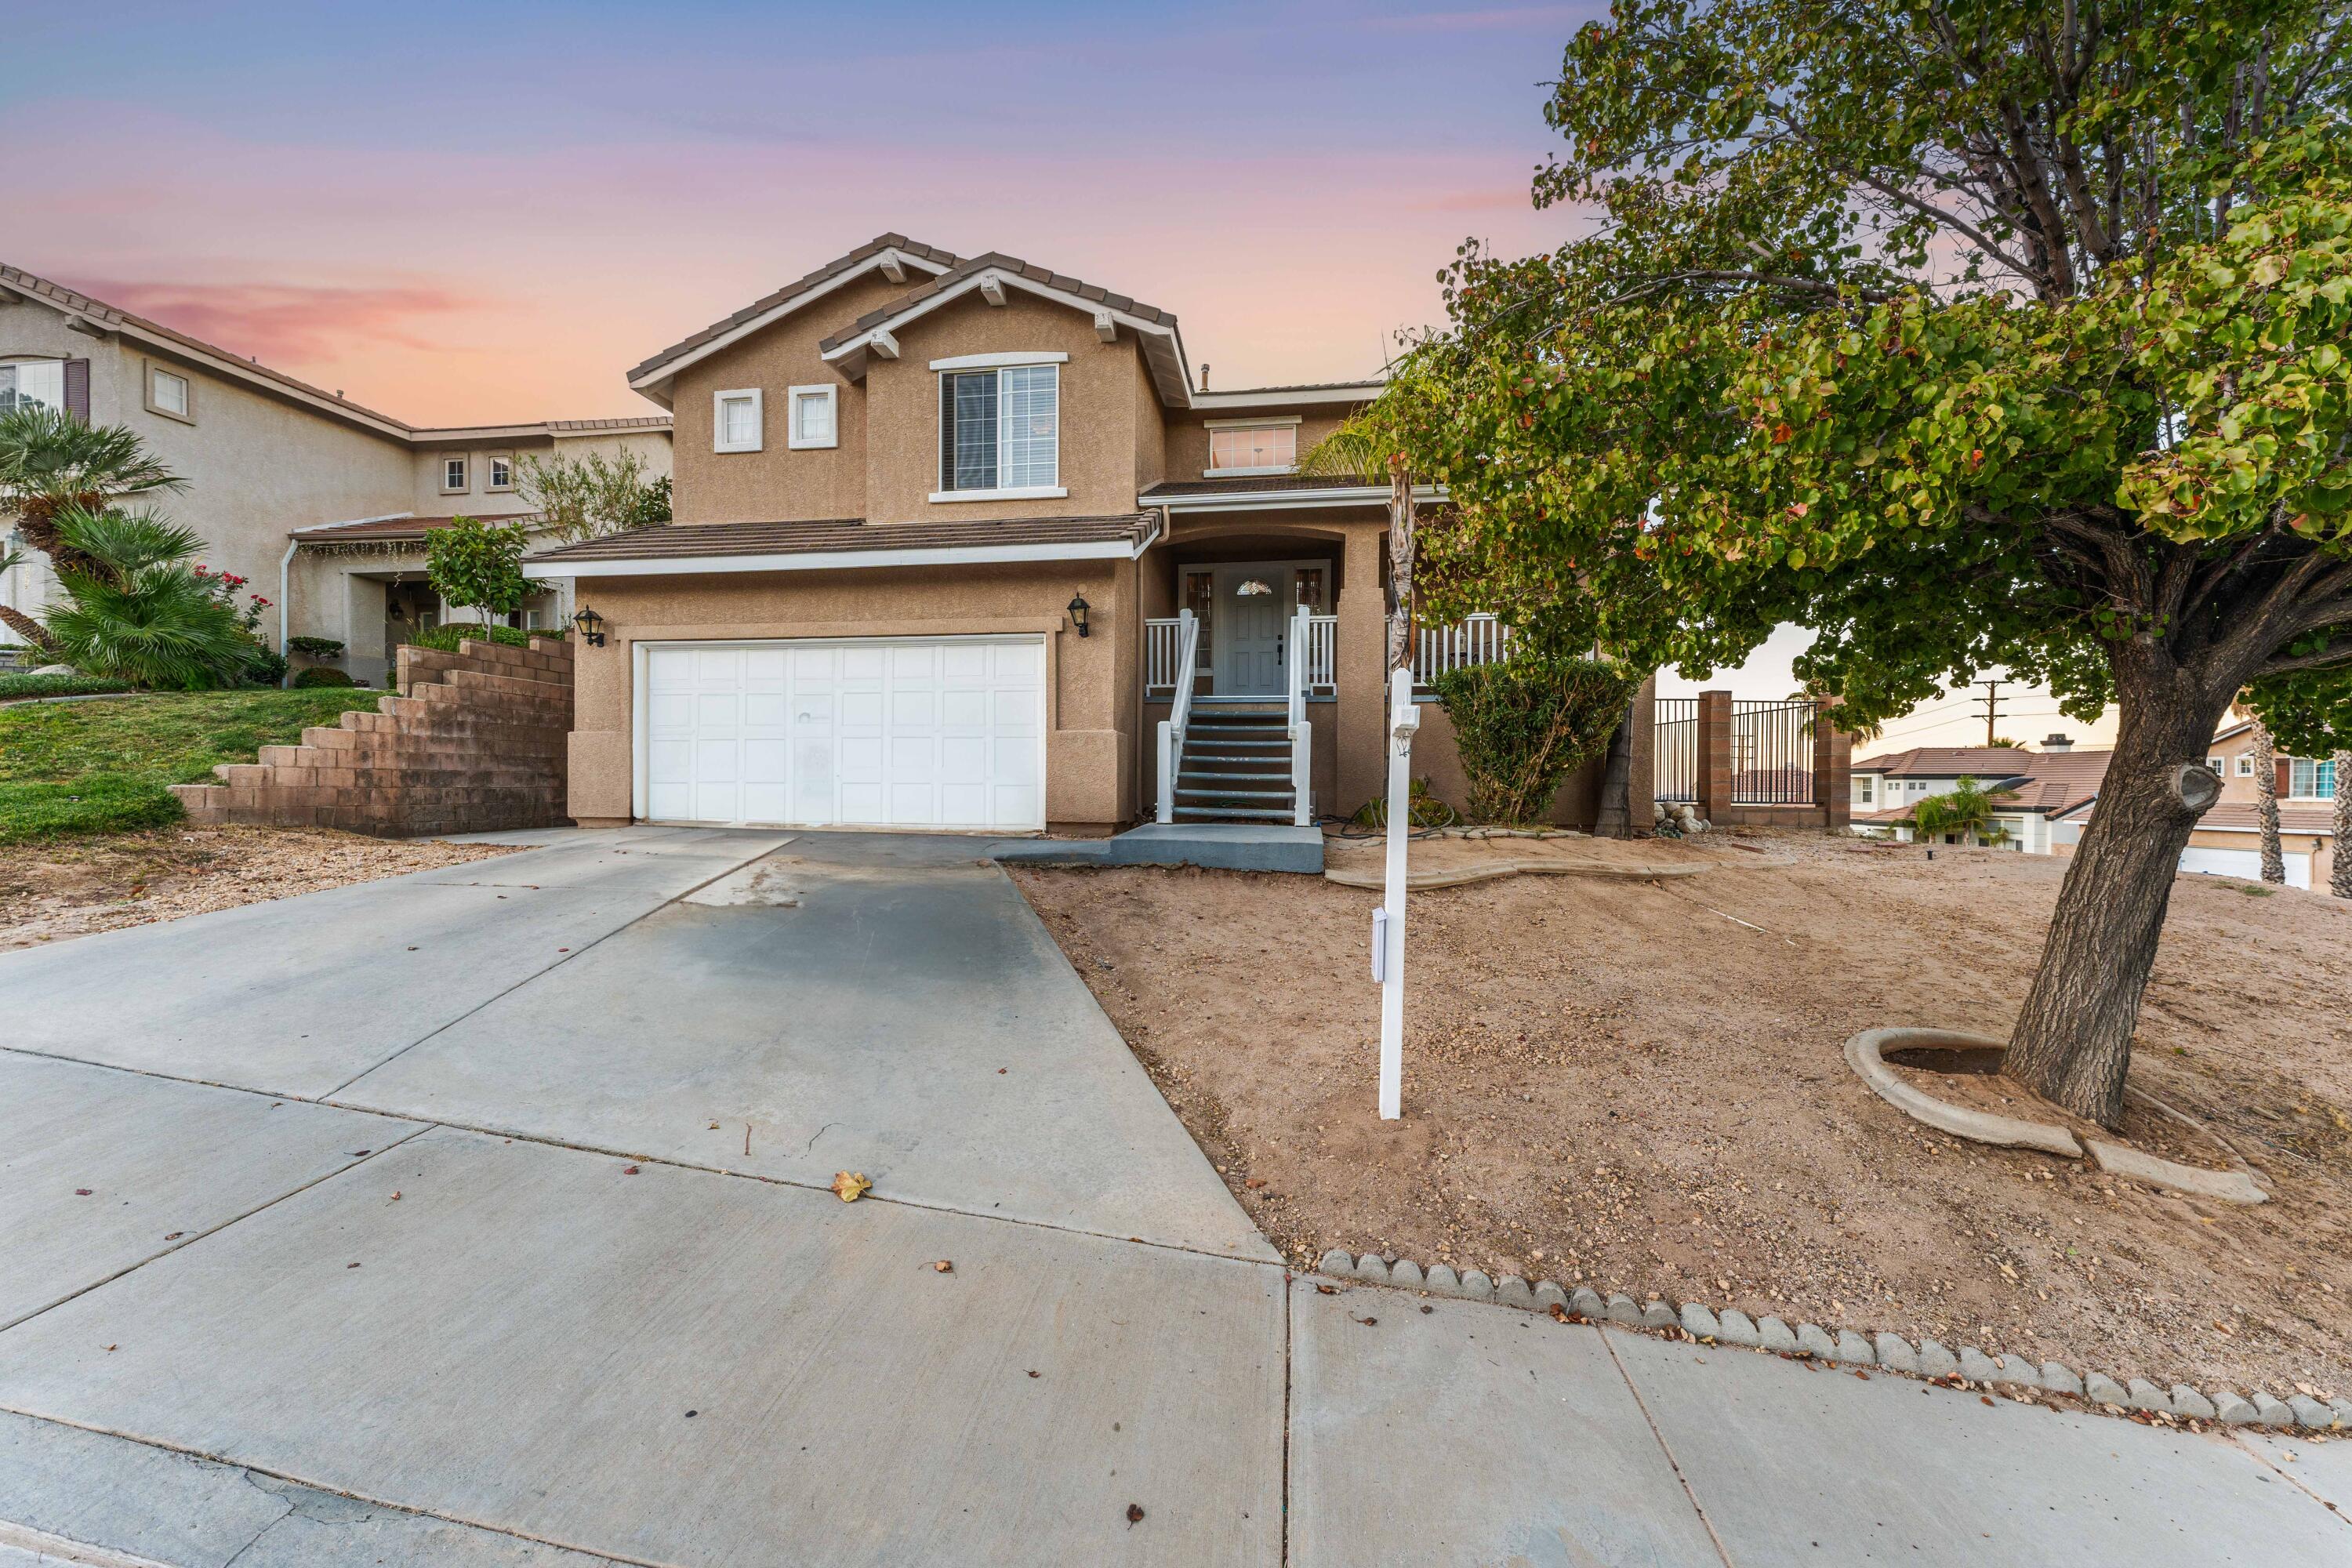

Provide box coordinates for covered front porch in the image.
[1131,513,1510,828]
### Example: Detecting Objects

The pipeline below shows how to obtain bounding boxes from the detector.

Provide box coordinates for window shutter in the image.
[64,359,90,421]
[2277,757,2292,797]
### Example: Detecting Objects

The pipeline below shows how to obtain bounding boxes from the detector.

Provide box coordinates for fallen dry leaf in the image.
[163,1232,183,1241]
[1315,1283,1338,1295]
[934,1260,953,1273]
[1125,1504,1145,1526]
[1244,1177,1268,1189]
[74,1189,92,1196]
[622,1165,641,1175]
[831,1171,872,1203]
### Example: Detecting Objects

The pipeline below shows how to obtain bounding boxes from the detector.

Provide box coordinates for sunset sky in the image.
[6,2,1603,425]
[4,2,2113,742]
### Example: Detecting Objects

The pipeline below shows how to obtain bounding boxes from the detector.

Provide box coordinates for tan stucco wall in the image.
[667,271,903,525]
[861,292,1149,524]
[1162,410,1350,481]
[563,560,1132,828]
[411,428,673,521]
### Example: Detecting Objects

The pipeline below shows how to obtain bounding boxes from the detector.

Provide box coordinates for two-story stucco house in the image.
[526,234,1649,836]
[1,264,671,684]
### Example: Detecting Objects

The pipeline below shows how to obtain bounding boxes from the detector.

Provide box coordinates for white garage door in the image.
[2179,846,2311,889]
[639,637,1045,831]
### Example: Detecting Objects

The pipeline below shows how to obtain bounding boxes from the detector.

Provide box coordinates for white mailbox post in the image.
[1373,666,1419,1120]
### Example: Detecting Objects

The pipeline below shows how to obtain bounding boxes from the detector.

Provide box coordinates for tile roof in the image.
[1852,745,2062,777]
[1861,750,2112,821]
[291,514,543,542]
[818,251,1177,355]
[627,234,960,384]
[525,513,1160,564]
[1141,474,1377,499]
[2194,802,2337,836]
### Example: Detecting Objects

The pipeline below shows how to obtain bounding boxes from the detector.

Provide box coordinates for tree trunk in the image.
[2333,751,2350,900]
[2253,720,2284,883]
[2005,668,2228,1127]
[1385,459,1414,676]
[1595,699,1635,838]
[0,602,54,654]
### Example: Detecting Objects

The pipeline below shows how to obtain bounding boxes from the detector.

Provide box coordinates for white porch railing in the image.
[1155,609,1200,824]
[1145,615,1185,693]
[1414,613,1510,686]
[1287,604,1313,826]
[1305,613,1337,695]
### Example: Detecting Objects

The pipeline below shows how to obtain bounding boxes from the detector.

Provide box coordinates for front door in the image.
[1213,565,1287,695]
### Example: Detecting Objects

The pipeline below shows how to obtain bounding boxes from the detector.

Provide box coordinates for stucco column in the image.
[1336,525,1390,815]
[1697,688,1733,826]
[1628,670,1658,832]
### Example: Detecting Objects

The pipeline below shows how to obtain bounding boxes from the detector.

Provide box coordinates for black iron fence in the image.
[1654,696,1698,802]
[1730,699,1818,804]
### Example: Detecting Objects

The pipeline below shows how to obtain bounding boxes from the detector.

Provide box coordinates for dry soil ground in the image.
[0,828,517,952]
[1011,831,2352,1396]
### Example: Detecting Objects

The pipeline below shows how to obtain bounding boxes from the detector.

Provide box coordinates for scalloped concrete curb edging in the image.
[1843,1027,2269,1204]
[1314,1248,2351,1433]
[1324,857,1715,891]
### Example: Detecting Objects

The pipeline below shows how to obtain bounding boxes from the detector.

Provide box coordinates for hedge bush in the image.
[290,666,357,688]
[0,673,138,702]
[1431,655,1638,824]
[404,622,566,654]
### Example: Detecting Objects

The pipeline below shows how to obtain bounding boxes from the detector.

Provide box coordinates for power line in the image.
[1976,679,2007,746]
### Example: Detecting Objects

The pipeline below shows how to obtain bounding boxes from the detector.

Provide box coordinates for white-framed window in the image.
[787,384,838,450]
[933,358,1063,500]
[2206,756,2223,774]
[1854,775,1875,804]
[713,388,763,453]
[0,359,66,414]
[487,453,514,491]
[441,456,469,492]
[2236,754,2255,777]
[2289,757,2336,799]
[145,363,193,423]
[1206,418,1299,476]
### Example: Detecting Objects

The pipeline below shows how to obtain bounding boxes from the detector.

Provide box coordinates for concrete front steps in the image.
[170,636,574,837]
[1172,702,1301,826]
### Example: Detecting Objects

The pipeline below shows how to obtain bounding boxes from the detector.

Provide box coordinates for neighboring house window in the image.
[1207,422,1298,474]
[442,456,469,492]
[2206,755,2223,773]
[787,384,838,450]
[0,359,65,413]
[1855,775,1875,804]
[713,389,763,453]
[487,454,514,491]
[145,364,193,423]
[935,363,1060,496]
[2236,755,2255,777]
[2289,757,2336,799]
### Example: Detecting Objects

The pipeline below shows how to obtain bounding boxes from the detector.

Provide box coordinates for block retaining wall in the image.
[170,636,573,837]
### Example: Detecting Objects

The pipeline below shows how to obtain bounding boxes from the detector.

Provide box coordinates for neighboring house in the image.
[2124,718,2339,890]
[524,233,1642,834]
[0,263,671,681]
[1849,738,2108,853]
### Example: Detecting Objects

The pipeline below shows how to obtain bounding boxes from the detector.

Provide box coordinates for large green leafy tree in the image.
[425,515,531,626]
[1386,1,2352,1125]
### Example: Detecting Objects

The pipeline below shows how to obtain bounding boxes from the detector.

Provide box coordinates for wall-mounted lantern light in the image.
[570,604,607,648]
[1066,593,1091,637]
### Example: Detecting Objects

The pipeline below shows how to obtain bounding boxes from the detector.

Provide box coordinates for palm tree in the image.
[1297,412,1418,677]
[41,503,252,689]
[2333,750,2350,899]
[0,405,183,583]
[0,533,43,652]
[2249,711,2286,884]
[1911,775,2013,847]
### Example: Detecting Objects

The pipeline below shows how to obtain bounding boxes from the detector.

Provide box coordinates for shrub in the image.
[39,506,256,690]
[404,622,565,653]
[290,665,356,688]
[286,635,345,659]
[426,515,530,624]
[1432,655,1637,824]
[239,640,288,688]
[0,673,137,701]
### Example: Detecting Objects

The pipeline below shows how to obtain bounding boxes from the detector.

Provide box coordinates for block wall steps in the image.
[169,634,575,837]
[1171,710,1298,826]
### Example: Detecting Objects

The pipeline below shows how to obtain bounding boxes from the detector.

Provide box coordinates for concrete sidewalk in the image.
[0,827,2343,1566]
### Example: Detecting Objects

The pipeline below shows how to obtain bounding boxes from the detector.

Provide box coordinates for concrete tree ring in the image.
[1843,1028,2083,1156]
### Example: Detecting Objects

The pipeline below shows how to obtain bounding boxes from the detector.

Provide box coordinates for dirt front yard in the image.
[0,828,519,952]
[1011,833,2352,1396]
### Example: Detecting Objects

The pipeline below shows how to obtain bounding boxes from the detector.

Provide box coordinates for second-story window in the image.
[788,385,838,450]
[713,389,764,453]
[442,456,469,492]
[2290,757,2336,798]
[1207,423,1298,474]
[487,454,514,491]
[937,364,1058,495]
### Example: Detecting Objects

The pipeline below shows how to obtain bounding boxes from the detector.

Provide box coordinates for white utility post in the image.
[1372,665,1418,1120]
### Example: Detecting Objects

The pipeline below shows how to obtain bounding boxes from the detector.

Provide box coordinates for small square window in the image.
[147,366,192,422]
[787,384,837,450]
[487,454,514,491]
[713,389,763,453]
[2236,755,2254,777]
[442,456,469,492]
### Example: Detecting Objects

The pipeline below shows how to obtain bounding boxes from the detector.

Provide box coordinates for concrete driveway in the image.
[0,827,2345,1566]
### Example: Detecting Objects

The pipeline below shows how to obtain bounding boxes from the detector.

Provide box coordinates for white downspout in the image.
[278,540,299,688]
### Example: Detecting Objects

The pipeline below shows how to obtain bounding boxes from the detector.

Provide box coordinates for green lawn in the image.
[0,689,383,844]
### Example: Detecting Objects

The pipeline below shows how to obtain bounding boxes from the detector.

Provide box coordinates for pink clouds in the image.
[63,277,489,365]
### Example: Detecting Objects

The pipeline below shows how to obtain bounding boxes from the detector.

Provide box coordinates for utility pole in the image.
[1976,680,2006,746]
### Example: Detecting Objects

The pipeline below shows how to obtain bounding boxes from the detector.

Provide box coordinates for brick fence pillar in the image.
[1816,710,1853,830]
[1697,689,1733,826]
